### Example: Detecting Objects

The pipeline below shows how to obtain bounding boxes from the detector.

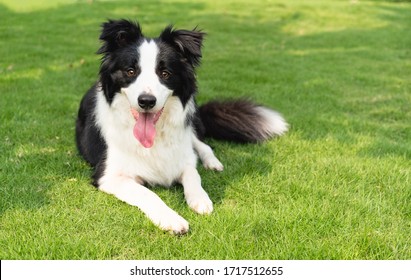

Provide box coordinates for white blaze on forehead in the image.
[121,38,171,114]
[138,40,158,78]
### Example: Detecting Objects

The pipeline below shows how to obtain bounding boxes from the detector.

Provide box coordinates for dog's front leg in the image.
[192,135,224,171]
[180,166,213,214]
[98,175,189,234]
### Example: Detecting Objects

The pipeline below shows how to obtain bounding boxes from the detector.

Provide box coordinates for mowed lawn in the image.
[0,0,410,259]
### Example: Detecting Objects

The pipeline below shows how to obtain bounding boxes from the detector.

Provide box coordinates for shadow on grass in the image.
[198,140,276,205]
[0,143,89,214]
[1,0,410,217]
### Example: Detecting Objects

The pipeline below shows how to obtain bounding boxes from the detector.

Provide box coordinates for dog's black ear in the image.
[98,19,143,54]
[159,26,206,67]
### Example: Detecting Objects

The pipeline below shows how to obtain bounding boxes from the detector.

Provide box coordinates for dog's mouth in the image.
[130,107,164,148]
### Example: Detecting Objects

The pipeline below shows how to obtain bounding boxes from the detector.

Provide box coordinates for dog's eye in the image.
[126,68,137,77]
[161,71,171,80]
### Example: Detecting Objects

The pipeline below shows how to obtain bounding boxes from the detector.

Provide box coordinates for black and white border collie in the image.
[76,19,288,234]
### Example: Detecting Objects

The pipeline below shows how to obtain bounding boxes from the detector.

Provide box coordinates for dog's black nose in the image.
[138,94,156,110]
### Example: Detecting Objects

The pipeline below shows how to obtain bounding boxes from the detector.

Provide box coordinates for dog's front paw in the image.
[149,209,189,235]
[187,193,213,215]
[202,155,224,172]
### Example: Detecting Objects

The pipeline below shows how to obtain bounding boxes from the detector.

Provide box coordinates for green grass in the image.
[1,0,410,259]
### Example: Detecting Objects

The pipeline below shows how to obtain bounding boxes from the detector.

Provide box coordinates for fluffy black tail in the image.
[198,99,288,143]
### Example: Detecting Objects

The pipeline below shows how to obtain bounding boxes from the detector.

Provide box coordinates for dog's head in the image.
[97,19,205,147]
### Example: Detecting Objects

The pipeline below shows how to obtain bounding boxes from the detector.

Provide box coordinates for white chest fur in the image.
[95,90,198,186]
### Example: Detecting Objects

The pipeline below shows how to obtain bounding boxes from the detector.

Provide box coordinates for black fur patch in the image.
[97,20,144,104]
[75,84,107,167]
[199,99,269,143]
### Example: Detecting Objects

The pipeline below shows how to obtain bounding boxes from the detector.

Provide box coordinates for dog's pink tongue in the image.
[133,113,156,148]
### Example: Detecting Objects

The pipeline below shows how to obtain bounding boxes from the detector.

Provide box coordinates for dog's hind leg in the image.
[192,135,224,171]
[180,166,213,215]
[98,175,189,235]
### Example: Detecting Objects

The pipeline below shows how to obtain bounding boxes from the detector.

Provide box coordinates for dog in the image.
[75,19,288,234]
